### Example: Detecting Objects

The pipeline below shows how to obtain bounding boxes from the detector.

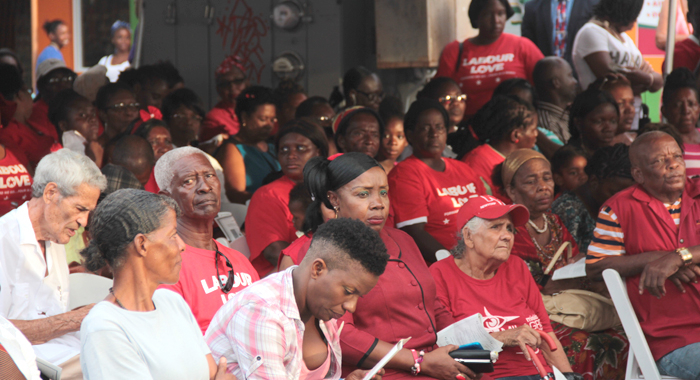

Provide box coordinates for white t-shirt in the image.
[572,22,644,90]
[98,55,130,83]
[0,315,41,380]
[80,289,211,380]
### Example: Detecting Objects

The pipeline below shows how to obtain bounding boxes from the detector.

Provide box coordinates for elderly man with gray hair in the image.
[0,149,106,379]
[155,147,259,334]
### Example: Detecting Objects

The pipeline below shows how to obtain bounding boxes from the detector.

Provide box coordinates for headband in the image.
[501,149,548,189]
[130,106,163,134]
[216,55,246,76]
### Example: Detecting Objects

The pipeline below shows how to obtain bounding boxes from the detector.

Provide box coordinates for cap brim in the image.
[475,204,530,227]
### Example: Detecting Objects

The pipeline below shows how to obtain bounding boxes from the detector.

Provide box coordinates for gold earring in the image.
[334,206,339,219]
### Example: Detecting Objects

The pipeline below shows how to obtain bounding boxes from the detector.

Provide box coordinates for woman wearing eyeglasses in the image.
[79,189,235,380]
[95,82,140,143]
[417,77,467,135]
[216,86,281,204]
[200,56,249,142]
[161,88,207,148]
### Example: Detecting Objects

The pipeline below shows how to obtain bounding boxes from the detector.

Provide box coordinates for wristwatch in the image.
[676,247,693,266]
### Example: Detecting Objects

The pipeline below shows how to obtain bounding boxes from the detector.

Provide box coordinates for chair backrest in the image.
[229,236,251,259]
[219,202,248,228]
[602,269,676,380]
[68,273,113,310]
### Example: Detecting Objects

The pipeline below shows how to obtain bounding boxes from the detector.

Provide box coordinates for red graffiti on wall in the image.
[216,0,269,82]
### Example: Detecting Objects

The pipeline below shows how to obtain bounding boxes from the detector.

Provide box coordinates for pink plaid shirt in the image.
[205,267,342,380]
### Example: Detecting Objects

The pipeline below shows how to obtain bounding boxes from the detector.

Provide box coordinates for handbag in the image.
[542,289,621,332]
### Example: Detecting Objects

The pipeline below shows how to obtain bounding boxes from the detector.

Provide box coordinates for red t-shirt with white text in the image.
[159,240,260,334]
[0,147,32,216]
[436,33,543,116]
[388,156,485,250]
[430,255,553,379]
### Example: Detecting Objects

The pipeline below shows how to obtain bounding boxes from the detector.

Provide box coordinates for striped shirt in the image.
[586,198,682,263]
[684,142,700,178]
[536,101,570,143]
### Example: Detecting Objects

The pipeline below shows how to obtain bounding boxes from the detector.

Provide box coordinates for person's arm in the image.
[541,332,573,372]
[11,304,93,344]
[586,251,667,281]
[583,52,663,93]
[400,223,445,264]
[262,241,290,267]
[208,355,236,380]
[217,143,251,205]
[638,245,700,297]
[656,0,671,51]
[278,255,295,271]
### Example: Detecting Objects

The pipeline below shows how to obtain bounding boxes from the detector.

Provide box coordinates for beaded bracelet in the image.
[410,349,425,375]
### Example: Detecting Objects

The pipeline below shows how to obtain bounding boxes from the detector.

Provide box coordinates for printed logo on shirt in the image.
[436,183,479,208]
[0,164,31,189]
[462,54,514,74]
[200,272,255,304]
[609,51,642,69]
[526,314,543,330]
[482,307,519,332]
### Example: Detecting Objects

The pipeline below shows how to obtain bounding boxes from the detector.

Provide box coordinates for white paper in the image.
[552,365,567,380]
[362,337,411,380]
[436,313,503,352]
[551,258,587,281]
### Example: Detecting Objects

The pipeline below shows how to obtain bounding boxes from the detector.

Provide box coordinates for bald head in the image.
[629,130,686,202]
[533,57,578,104]
[630,131,679,167]
[111,135,155,185]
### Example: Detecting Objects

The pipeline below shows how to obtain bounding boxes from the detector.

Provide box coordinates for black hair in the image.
[455,95,535,159]
[135,64,169,87]
[308,218,388,277]
[0,48,23,76]
[593,0,644,25]
[133,119,170,139]
[48,89,89,133]
[493,78,538,105]
[551,145,586,175]
[585,143,632,180]
[274,79,305,111]
[161,88,206,122]
[378,95,405,126]
[568,88,619,142]
[277,119,330,158]
[234,86,276,121]
[416,77,461,100]
[637,122,686,153]
[342,66,375,100]
[95,82,135,111]
[81,189,180,272]
[690,0,699,13]
[295,96,331,118]
[468,0,514,28]
[662,68,699,106]
[289,182,312,209]
[0,63,22,101]
[334,108,385,148]
[116,68,140,87]
[403,98,450,133]
[303,152,381,232]
[154,61,184,89]
[43,20,65,35]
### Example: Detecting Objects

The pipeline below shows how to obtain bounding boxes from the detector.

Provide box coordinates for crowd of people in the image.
[2,0,700,379]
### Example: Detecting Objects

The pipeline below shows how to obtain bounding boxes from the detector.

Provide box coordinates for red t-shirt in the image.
[200,101,239,141]
[0,147,32,216]
[460,144,511,204]
[436,34,544,116]
[245,176,299,277]
[143,169,160,194]
[671,37,700,71]
[278,233,312,269]
[430,255,553,379]
[26,99,59,141]
[159,240,260,334]
[0,120,60,168]
[388,156,485,250]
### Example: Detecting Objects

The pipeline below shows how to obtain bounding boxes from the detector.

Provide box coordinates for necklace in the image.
[528,217,548,234]
[109,287,127,309]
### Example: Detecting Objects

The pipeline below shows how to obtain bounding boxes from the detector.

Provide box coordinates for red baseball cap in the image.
[455,195,530,230]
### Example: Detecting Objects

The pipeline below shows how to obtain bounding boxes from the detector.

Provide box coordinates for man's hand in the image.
[213,357,236,380]
[668,265,700,294]
[639,251,685,297]
[420,345,480,380]
[490,325,542,361]
[346,368,384,380]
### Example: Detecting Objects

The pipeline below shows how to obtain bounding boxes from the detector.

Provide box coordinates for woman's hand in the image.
[213,357,236,380]
[490,325,541,360]
[420,345,480,380]
[346,368,384,380]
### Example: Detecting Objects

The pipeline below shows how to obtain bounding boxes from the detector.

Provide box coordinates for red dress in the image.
[245,176,299,277]
[460,144,510,204]
[200,101,239,141]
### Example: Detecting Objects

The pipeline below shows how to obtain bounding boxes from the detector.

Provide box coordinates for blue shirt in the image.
[550,0,575,52]
[36,45,64,70]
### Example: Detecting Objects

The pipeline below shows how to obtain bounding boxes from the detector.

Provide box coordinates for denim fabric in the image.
[657,342,700,380]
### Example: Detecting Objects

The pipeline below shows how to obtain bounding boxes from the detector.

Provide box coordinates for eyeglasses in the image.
[48,75,76,84]
[217,77,247,88]
[171,113,203,122]
[356,90,385,103]
[106,102,140,113]
[438,94,467,106]
[215,248,235,293]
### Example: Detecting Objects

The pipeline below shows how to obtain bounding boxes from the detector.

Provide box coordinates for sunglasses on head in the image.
[215,248,235,293]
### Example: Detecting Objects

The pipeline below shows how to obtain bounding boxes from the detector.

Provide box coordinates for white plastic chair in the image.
[219,202,248,228]
[68,273,113,309]
[602,269,681,380]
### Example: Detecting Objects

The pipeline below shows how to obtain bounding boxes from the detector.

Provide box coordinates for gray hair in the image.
[80,189,181,272]
[154,146,209,192]
[451,217,487,259]
[32,149,107,198]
